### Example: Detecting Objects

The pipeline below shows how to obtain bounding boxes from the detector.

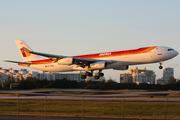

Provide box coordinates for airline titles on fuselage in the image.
[99,52,111,57]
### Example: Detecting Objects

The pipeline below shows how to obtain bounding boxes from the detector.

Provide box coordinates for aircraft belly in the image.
[30,63,75,72]
[153,53,175,62]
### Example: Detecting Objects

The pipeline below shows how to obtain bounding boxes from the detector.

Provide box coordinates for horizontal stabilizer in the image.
[4,60,31,65]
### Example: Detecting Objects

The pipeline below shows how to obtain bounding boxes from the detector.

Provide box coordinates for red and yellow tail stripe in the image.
[20,48,31,57]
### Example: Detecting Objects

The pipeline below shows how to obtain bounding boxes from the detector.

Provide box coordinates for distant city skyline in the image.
[0,66,177,83]
[0,67,105,84]
[1,0,180,82]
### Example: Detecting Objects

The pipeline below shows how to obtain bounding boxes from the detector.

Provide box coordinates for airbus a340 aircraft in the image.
[5,40,178,79]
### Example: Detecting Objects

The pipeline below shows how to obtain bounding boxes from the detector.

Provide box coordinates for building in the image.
[55,72,84,82]
[163,67,174,80]
[120,67,156,84]
[156,67,174,85]
[55,72,105,82]
[120,73,133,83]
[0,68,105,87]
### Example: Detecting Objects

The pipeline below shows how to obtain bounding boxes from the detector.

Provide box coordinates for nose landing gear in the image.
[159,61,163,69]
[159,66,163,69]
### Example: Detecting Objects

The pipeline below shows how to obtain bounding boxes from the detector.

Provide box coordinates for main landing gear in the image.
[94,70,104,79]
[81,71,92,79]
[159,61,163,69]
[81,70,104,79]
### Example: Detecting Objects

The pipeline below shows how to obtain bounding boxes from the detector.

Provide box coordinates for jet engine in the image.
[90,61,106,70]
[57,58,74,65]
[113,66,129,70]
[106,62,123,69]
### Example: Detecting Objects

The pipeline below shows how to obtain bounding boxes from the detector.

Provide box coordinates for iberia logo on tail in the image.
[20,47,31,57]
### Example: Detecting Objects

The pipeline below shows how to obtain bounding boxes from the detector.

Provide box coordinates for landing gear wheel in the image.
[159,61,163,69]
[98,70,104,77]
[98,73,104,77]
[81,75,87,79]
[85,72,93,76]
[94,76,100,79]
[159,66,163,69]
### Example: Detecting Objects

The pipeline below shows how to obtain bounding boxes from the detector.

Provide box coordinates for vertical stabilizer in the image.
[15,40,43,62]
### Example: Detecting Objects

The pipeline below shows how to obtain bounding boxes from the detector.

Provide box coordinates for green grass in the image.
[0,99,180,119]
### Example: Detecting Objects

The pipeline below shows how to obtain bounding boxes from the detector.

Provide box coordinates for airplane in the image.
[5,40,179,79]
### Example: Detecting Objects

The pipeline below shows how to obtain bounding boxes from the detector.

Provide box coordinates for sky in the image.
[0,0,180,82]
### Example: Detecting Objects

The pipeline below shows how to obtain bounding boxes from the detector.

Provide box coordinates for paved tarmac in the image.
[0,95,180,102]
[0,89,180,102]
[0,89,180,97]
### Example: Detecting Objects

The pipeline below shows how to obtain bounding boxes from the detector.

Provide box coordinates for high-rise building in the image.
[120,67,156,84]
[120,73,133,83]
[163,67,174,80]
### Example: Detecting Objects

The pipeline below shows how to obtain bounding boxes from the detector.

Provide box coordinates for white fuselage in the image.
[29,46,178,72]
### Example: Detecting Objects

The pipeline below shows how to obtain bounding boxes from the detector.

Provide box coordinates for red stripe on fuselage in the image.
[73,47,153,59]
[30,59,53,64]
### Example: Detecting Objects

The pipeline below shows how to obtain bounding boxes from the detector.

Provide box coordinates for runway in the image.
[0,89,180,102]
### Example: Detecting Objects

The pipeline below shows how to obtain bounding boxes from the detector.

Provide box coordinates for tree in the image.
[3,76,15,89]
[106,77,115,83]
[17,79,36,90]
[168,76,176,84]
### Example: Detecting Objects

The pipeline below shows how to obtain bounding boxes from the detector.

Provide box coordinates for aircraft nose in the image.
[175,50,179,56]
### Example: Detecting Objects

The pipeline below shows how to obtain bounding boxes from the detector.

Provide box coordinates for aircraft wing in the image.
[29,51,69,58]
[28,51,117,68]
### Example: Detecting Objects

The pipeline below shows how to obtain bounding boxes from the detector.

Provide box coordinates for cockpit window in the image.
[168,49,174,51]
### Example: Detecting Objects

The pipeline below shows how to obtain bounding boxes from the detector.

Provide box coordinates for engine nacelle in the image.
[57,58,74,65]
[106,62,123,69]
[90,61,106,70]
[113,66,129,70]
